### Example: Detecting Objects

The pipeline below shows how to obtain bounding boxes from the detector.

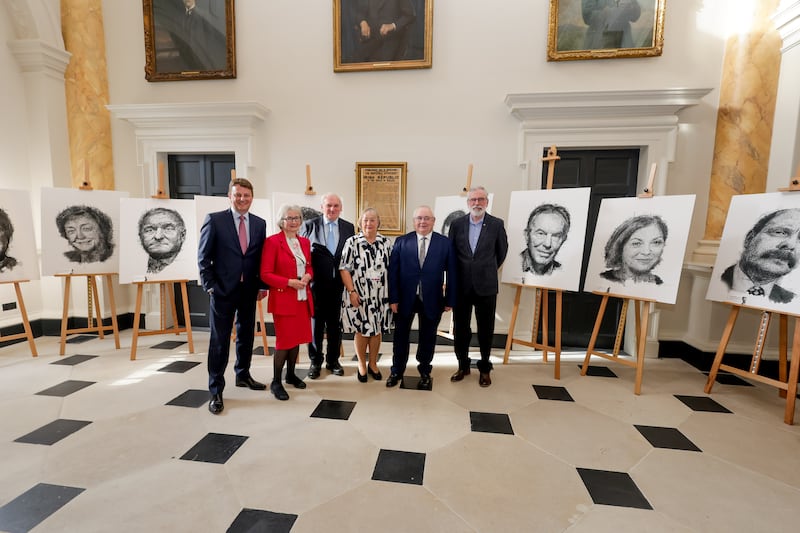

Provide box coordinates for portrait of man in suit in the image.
[448,187,508,387]
[198,178,268,414]
[138,207,187,274]
[521,203,571,276]
[0,208,18,273]
[387,205,457,390]
[721,208,800,304]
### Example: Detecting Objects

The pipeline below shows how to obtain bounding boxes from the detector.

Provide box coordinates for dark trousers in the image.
[453,290,497,373]
[207,284,257,395]
[392,297,441,377]
[309,282,342,367]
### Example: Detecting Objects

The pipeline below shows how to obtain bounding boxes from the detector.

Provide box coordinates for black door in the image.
[541,149,639,349]
[169,153,235,329]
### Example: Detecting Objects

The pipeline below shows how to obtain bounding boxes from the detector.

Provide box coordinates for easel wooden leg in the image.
[784,317,800,424]
[257,299,269,355]
[131,283,144,360]
[89,276,105,340]
[541,289,549,363]
[59,275,72,356]
[613,300,629,357]
[554,290,562,380]
[633,300,650,396]
[179,281,194,353]
[582,295,609,375]
[170,282,180,336]
[503,286,523,364]
[13,282,37,356]
[778,314,788,399]
[704,305,740,393]
[104,274,121,349]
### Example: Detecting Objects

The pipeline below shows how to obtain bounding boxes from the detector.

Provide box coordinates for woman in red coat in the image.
[260,205,314,400]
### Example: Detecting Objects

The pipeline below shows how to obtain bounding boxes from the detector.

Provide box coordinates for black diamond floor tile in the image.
[50,354,98,366]
[470,411,514,435]
[674,395,733,413]
[151,340,187,350]
[310,399,357,420]
[533,384,575,402]
[15,419,92,445]
[399,375,431,390]
[703,371,754,387]
[252,346,275,356]
[227,508,297,533]
[577,468,652,510]
[36,380,95,397]
[372,449,425,485]
[0,483,84,533]
[634,425,702,452]
[180,433,248,464]
[166,389,210,408]
[158,360,201,373]
[65,335,95,344]
[579,365,618,378]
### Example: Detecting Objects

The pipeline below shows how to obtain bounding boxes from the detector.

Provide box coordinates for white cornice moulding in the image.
[106,102,269,133]
[8,38,70,80]
[505,88,712,126]
[773,1,800,52]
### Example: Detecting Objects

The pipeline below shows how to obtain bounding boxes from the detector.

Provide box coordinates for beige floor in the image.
[0,331,799,532]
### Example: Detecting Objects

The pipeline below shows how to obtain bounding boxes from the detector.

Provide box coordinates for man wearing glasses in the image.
[387,205,457,390]
[448,186,508,387]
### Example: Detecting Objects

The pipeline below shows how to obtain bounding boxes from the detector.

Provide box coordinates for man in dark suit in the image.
[387,205,457,390]
[720,208,800,304]
[198,178,268,414]
[300,193,355,378]
[448,186,508,387]
[354,0,417,62]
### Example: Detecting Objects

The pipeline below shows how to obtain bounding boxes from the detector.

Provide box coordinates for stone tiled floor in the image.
[0,332,798,532]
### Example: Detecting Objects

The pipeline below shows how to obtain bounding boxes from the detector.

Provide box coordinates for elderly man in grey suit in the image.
[448,186,508,387]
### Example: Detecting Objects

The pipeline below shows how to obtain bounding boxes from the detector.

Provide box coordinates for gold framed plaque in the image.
[355,162,407,236]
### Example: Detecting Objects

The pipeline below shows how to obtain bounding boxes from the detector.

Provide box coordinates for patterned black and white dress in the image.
[339,232,393,335]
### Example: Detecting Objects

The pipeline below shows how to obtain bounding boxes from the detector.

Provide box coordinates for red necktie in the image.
[238,215,247,254]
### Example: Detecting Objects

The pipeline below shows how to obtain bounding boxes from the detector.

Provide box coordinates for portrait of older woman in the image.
[0,208,18,273]
[601,214,668,285]
[55,205,115,264]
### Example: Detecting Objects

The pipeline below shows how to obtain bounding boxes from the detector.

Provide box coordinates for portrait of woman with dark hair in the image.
[601,214,668,284]
[0,208,19,273]
[55,205,115,264]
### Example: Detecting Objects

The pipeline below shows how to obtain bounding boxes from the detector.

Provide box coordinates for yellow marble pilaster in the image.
[702,0,782,244]
[61,0,114,190]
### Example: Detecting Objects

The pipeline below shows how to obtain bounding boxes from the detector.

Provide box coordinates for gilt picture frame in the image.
[355,162,407,236]
[547,0,665,61]
[334,0,433,72]
[143,0,236,81]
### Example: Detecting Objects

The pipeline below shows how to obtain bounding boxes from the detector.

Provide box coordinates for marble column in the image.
[695,0,782,263]
[61,0,115,190]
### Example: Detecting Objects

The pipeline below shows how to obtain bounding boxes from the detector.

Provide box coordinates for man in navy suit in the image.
[448,186,508,387]
[300,193,355,378]
[387,205,457,390]
[198,178,268,414]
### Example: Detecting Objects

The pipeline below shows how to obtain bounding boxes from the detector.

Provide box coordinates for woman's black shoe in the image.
[368,368,382,380]
[357,371,368,383]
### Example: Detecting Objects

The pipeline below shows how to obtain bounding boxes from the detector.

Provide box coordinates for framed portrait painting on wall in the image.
[355,162,407,236]
[143,0,236,81]
[547,0,665,61]
[334,0,434,72]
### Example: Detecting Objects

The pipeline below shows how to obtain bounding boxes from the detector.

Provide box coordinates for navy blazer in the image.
[448,213,508,296]
[300,216,355,287]
[198,209,267,298]
[388,231,457,320]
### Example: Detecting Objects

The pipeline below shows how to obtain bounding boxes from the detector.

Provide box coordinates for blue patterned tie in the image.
[326,222,336,254]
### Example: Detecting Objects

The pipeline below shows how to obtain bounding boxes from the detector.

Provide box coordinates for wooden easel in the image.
[58,162,121,355]
[502,146,564,378]
[704,169,800,424]
[579,163,659,394]
[130,162,195,359]
[0,280,38,356]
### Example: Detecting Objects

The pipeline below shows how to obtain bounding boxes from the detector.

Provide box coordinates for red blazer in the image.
[260,231,314,316]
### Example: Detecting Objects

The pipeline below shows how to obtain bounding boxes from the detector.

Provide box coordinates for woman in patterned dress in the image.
[260,205,313,400]
[339,208,393,382]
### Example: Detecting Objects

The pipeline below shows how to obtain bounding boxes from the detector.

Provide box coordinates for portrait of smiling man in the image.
[521,203,571,276]
[721,208,800,304]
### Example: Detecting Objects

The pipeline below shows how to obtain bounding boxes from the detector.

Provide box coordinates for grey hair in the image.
[276,204,303,230]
